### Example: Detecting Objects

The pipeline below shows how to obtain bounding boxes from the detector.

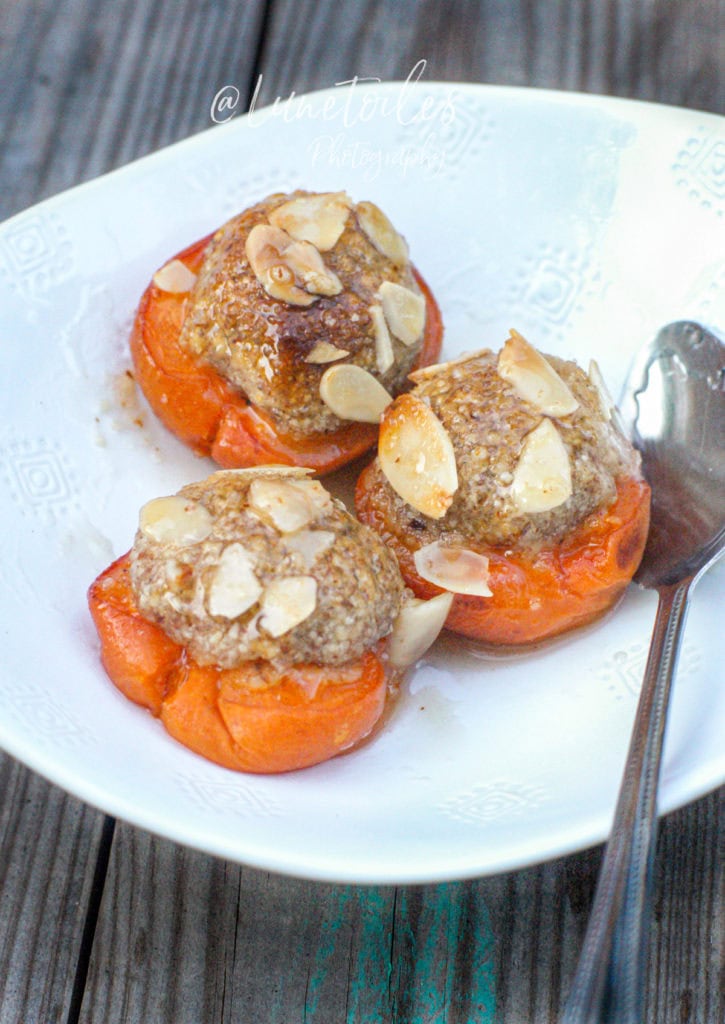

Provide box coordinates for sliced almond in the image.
[283,529,335,569]
[370,303,394,373]
[356,201,409,266]
[209,466,312,483]
[497,330,579,416]
[152,259,197,294]
[304,341,350,364]
[378,281,425,347]
[207,543,262,619]
[511,418,572,513]
[284,240,342,296]
[378,393,458,518]
[409,349,489,383]
[248,477,331,534]
[259,576,317,637]
[319,364,392,423]
[269,192,351,251]
[388,592,453,668]
[139,495,212,545]
[413,542,492,597]
[588,359,614,421]
[245,224,341,305]
[246,224,315,306]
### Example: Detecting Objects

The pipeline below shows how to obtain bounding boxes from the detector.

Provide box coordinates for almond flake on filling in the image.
[355,200,409,266]
[259,576,318,637]
[304,341,350,364]
[207,543,262,619]
[378,393,458,519]
[283,529,336,569]
[413,541,492,597]
[247,476,331,533]
[152,259,198,294]
[497,329,579,416]
[319,363,393,423]
[268,192,352,251]
[377,281,426,347]
[510,417,573,513]
[370,303,395,373]
[245,223,342,306]
[138,495,213,545]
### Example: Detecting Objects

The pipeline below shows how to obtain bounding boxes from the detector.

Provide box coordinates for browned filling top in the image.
[177,191,427,437]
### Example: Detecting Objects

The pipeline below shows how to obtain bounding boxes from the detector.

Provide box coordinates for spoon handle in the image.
[560,577,692,1024]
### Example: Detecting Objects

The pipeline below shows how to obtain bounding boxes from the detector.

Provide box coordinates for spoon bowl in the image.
[561,321,725,1024]
[622,320,725,586]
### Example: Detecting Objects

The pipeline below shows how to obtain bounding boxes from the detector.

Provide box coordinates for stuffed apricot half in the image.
[130,191,443,473]
[355,331,651,647]
[88,467,451,773]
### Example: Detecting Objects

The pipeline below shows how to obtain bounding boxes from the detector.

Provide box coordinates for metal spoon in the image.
[560,321,725,1024]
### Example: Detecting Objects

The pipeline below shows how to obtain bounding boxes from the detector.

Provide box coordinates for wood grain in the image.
[0,754,110,1024]
[76,793,722,1023]
[253,0,725,112]
[0,0,268,219]
[0,0,723,1022]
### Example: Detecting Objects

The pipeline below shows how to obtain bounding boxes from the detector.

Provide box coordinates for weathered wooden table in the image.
[1,2,723,1022]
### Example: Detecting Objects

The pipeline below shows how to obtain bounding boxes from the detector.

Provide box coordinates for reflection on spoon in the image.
[561,321,725,1024]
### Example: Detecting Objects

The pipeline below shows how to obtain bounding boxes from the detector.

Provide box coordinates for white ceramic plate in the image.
[1,83,723,884]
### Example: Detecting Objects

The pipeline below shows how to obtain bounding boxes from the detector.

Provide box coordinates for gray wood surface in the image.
[0,1,723,1022]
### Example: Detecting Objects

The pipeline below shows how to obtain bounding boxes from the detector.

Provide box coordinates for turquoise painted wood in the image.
[300,883,497,1023]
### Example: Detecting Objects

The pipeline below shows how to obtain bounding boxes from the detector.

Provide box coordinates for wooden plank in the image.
[0,752,111,1024]
[78,791,722,1023]
[253,0,724,112]
[0,0,268,220]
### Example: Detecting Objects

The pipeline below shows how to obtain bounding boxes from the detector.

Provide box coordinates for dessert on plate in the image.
[130,190,443,473]
[88,467,451,773]
[355,330,651,647]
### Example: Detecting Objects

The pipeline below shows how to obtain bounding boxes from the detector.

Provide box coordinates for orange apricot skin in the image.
[88,553,388,773]
[355,472,651,647]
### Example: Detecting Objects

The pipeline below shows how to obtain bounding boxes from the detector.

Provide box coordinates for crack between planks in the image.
[244,0,277,111]
[64,814,116,1024]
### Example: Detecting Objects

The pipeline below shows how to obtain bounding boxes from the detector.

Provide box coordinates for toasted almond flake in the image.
[259,576,317,637]
[152,259,197,294]
[498,330,579,416]
[248,477,331,533]
[207,543,262,618]
[245,224,341,305]
[588,359,614,421]
[388,592,453,668]
[378,393,458,518]
[370,303,394,373]
[378,281,425,346]
[319,364,392,423]
[284,240,342,296]
[139,495,213,545]
[209,466,312,483]
[284,529,335,569]
[413,542,492,597]
[269,192,351,250]
[304,341,350,364]
[511,418,573,513]
[356,201,409,266]
[246,224,315,306]
[408,349,489,383]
